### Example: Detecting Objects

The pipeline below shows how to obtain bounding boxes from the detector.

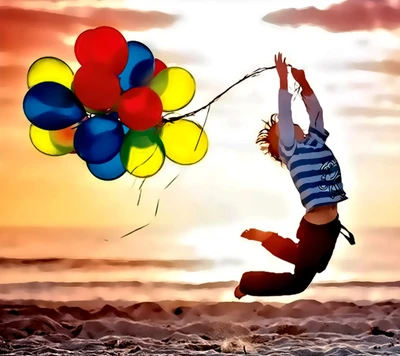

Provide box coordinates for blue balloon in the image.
[74,115,125,164]
[87,153,126,181]
[106,112,129,134]
[23,82,86,130]
[106,112,119,121]
[119,41,155,92]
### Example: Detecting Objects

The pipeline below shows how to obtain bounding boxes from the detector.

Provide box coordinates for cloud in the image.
[151,48,204,65]
[374,94,400,105]
[325,82,373,93]
[348,60,400,76]
[338,106,400,118]
[0,6,179,61]
[0,257,240,272]
[262,0,400,33]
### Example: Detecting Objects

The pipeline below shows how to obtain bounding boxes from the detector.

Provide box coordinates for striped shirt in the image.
[277,89,348,212]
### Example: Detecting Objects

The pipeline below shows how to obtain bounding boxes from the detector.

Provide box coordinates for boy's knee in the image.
[239,271,266,295]
[292,272,314,294]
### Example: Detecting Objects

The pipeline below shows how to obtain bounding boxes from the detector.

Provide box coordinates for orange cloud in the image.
[262,0,400,32]
[0,6,179,61]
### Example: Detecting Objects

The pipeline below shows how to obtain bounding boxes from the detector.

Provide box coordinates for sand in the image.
[0,299,399,355]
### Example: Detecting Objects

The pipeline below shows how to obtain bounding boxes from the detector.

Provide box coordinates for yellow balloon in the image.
[120,129,165,178]
[159,119,208,165]
[29,124,73,156]
[27,57,74,89]
[150,67,196,112]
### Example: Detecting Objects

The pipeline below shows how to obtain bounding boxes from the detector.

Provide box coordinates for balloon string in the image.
[136,178,146,205]
[129,146,159,175]
[161,64,293,123]
[139,179,146,190]
[194,105,211,152]
[119,174,179,239]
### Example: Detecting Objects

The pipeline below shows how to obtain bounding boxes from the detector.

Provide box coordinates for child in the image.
[234,52,355,300]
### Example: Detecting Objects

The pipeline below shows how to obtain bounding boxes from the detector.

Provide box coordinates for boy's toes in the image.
[234,286,246,300]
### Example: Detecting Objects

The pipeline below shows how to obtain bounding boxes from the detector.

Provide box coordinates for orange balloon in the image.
[50,125,76,150]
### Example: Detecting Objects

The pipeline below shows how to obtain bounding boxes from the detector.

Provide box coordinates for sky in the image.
[0,0,399,296]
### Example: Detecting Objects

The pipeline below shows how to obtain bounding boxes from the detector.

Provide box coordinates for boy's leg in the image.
[237,217,340,297]
[295,216,340,274]
[261,233,298,265]
[238,269,316,297]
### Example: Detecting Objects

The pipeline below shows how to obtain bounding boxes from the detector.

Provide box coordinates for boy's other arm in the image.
[301,80,327,135]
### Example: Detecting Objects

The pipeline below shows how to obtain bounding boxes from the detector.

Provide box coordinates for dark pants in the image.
[239,215,343,297]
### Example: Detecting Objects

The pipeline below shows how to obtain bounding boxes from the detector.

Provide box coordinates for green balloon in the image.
[120,128,165,178]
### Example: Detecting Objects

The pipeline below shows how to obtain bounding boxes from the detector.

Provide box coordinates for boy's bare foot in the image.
[241,229,275,243]
[234,285,246,300]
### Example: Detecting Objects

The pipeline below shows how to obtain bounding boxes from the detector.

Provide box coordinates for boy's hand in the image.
[241,229,275,242]
[291,67,306,84]
[274,52,288,78]
[274,52,288,90]
[291,67,313,95]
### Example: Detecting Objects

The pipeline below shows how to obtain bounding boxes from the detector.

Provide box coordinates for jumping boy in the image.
[234,52,355,299]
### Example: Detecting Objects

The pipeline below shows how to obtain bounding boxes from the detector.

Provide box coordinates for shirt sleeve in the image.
[278,89,296,156]
[302,93,329,142]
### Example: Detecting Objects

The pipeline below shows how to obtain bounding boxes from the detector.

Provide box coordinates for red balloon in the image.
[74,26,128,75]
[118,87,163,131]
[73,65,121,111]
[153,59,167,77]
[74,29,95,61]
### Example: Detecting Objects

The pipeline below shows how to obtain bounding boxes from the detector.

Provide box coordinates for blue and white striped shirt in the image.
[277,89,348,212]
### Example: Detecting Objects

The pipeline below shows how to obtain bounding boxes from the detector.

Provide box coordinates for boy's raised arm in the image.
[275,53,295,148]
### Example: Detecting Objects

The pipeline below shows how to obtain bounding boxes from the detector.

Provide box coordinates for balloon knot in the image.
[155,121,166,128]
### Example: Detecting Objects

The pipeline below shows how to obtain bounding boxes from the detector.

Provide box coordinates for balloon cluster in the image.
[23,26,209,181]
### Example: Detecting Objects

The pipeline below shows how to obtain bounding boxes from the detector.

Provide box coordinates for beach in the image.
[0,226,399,354]
[0,298,399,355]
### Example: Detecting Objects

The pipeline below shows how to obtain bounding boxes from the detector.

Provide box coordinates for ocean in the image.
[0,225,399,305]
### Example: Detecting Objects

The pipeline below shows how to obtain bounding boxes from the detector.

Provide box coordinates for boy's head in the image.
[256,114,305,163]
